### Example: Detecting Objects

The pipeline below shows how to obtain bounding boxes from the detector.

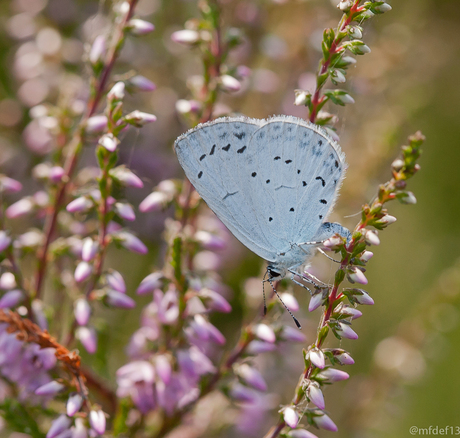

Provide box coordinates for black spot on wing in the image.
[319,215,323,219]
[199,154,206,161]
[218,132,228,139]
[198,171,203,179]
[297,169,301,174]
[302,181,307,187]
[320,199,327,204]
[274,156,281,161]
[285,159,292,164]
[290,207,294,212]
[223,144,231,151]
[234,132,245,140]
[266,179,270,184]
[335,160,339,168]
[252,172,257,177]
[269,217,273,222]
[237,146,247,154]
[210,145,216,155]
[316,176,326,187]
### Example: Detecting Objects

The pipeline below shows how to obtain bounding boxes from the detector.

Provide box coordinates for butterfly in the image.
[174,115,350,326]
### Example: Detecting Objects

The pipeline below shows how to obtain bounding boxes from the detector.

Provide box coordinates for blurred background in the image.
[1,0,460,437]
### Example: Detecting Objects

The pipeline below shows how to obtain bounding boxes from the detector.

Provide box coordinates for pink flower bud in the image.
[280,325,306,343]
[115,202,136,221]
[347,267,368,285]
[47,415,71,438]
[137,272,163,295]
[307,382,325,409]
[235,363,267,391]
[336,322,358,340]
[73,418,87,438]
[280,292,299,312]
[89,409,106,435]
[127,19,154,35]
[0,290,24,308]
[129,75,156,92]
[139,191,168,212]
[35,380,65,396]
[229,383,258,404]
[66,393,83,416]
[253,324,275,343]
[89,35,106,64]
[0,272,16,289]
[85,115,108,133]
[309,348,325,369]
[283,407,299,428]
[360,251,373,262]
[98,133,119,152]
[336,352,355,365]
[74,298,91,326]
[313,412,338,432]
[76,326,97,354]
[6,198,34,218]
[1,176,22,193]
[116,231,148,254]
[109,167,143,188]
[74,261,92,283]
[309,292,323,312]
[81,238,98,262]
[176,99,201,114]
[198,288,231,313]
[317,368,350,382]
[171,29,200,45]
[289,430,319,438]
[194,230,226,251]
[49,166,65,183]
[66,196,93,213]
[220,75,241,92]
[155,355,172,384]
[340,305,363,319]
[106,270,126,293]
[124,110,157,127]
[0,231,11,252]
[323,235,343,249]
[246,340,277,354]
[106,290,136,309]
[107,82,125,101]
[354,290,374,305]
[365,230,380,246]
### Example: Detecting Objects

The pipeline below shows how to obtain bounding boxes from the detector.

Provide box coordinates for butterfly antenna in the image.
[268,278,302,329]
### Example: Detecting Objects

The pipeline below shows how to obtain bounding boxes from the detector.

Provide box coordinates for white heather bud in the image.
[360,250,374,262]
[340,56,357,66]
[98,133,119,152]
[124,110,157,127]
[391,158,405,171]
[374,2,392,12]
[81,238,98,262]
[74,262,92,283]
[331,69,346,84]
[336,322,358,339]
[307,382,325,409]
[283,407,299,428]
[380,214,397,225]
[0,231,11,253]
[294,89,310,106]
[253,324,276,343]
[89,35,106,64]
[127,19,155,35]
[6,198,34,218]
[86,115,108,133]
[139,191,169,212]
[399,191,417,204]
[339,93,355,104]
[347,267,368,285]
[176,99,201,114]
[309,348,325,369]
[348,26,363,39]
[323,235,342,249]
[365,230,380,246]
[171,29,200,45]
[338,0,353,11]
[220,75,241,92]
[107,82,125,101]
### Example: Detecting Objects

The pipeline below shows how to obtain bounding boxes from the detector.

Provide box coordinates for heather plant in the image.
[0,0,427,437]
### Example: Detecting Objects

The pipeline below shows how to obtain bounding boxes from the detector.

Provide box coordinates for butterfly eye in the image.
[268,266,281,278]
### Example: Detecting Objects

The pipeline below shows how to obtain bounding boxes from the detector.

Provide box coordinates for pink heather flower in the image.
[89,35,106,64]
[136,272,163,295]
[323,235,343,249]
[313,412,338,432]
[309,348,325,369]
[47,415,71,438]
[317,368,350,382]
[360,250,374,262]
[176,99,201,114]
[348,267,368,285]
[253,324,276,343]
[106,290,136,309]
[98,133,119,152]
[341,306,363,319]
[283,407,299,428]
[171,29,200,45]
[177,346,216,379]
[127,19,154,35]
[115,202,136,221]
[139,191,169,212]
[280,292,299,312]
[220,75,241,92]
[354,290,374,305]
[0,231,11,252]
[66,393,83,417]
[1,176,22,193]
[109,167,143,188]
[49,166,65,183]
[6,198,34,218]
[85,115,108,133]
[74,262,92,283]
[189,314,225,345]
[107,82,125,101]
[309,292,323,312]
[246,340,277,354]
[0,290,24,308]
[129,75,156,91]
[336,352,355,365]
[89,410,106,435]
[73,418,87,438]
[365,229,380,246]
[74,298,91,326]
[0,272,16,289]
[33,191,49,208]
[289,430,319,438]
[155,289,179,324]
[307,382,325,409]
[155,355,172,384]
[35,381,65,396]
[117,360,155,384]
[280,325,306,343]
[106,270,126,293]
[229,383,259,404]
[337,322,358,340]
[66,196,93,213]
[198,288,231,313]
[76,327,97,354]
[116,231,148,254]
[194,230,226,251]
[81,238,98,262]
[235,364,267,391]
[124,110,157,127]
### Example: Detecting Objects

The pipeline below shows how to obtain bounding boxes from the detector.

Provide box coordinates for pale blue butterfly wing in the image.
[174,115,346,269]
